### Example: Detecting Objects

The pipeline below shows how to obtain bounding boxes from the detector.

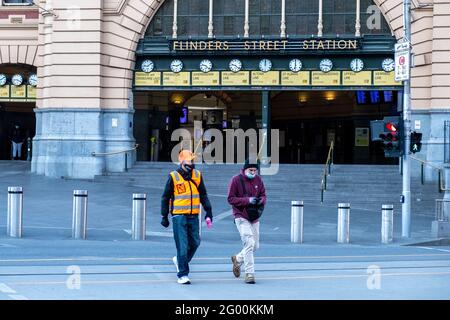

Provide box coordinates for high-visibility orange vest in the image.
[170,170,202,215]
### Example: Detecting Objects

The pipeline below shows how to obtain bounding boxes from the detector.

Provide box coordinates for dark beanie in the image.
[243,158,260,170]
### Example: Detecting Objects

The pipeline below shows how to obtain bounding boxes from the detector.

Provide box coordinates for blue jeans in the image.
[172,214,201,278]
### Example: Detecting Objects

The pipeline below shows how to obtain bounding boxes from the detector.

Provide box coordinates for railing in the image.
[435,199,450,222]
[91,144,139,172]
[410,155,449,193]
[320,141,334,203]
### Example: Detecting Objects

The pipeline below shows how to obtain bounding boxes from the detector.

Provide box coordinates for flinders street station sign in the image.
[171,38,359,52]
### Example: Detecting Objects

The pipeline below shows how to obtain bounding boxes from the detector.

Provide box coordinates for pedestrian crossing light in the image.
[376,116,403,158]
[410,131,422,153]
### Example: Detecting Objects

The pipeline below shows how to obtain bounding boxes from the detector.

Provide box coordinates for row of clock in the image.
[0,74,37,87]
[141,58,395,74]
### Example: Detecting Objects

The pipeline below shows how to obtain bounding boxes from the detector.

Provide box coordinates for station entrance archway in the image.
[133,89,400,164]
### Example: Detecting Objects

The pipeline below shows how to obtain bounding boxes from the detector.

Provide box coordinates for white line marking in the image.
[212,210,233,222]
[7,271,450,287]
[123,230,174,238]
[8,295,28,300]
[418,246,450,253]
[0,283,16,294]
[0,253,449,263]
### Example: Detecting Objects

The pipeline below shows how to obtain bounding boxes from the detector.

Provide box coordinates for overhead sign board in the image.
[311,71,341,86]
[134,70,401,89]
[135,72,162,86]
[251,71,280,86]
[192,72,220,86]
[221,71,250,86]
[162,72,190,86]
[281,71,310,86]
[342,71,372,86]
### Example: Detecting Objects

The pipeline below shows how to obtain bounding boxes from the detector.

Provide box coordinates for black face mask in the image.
[184,164,195,173]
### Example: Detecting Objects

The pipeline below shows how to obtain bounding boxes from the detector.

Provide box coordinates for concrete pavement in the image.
[0,160,449,300]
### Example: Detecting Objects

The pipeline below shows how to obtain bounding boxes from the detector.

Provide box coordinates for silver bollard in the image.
[291,201,304,243]
[72,190,88,240]
[337,203,350,243]
[381,204,394,244]
[132,193,147,240]
[7,187,23,238]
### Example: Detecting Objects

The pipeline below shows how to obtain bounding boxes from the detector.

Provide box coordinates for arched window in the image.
[145,0,391,38]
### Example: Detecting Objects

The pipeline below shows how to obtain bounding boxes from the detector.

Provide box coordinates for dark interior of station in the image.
[133,89,400,164]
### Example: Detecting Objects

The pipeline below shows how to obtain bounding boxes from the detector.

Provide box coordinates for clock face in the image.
[0,74,6,86]
[382,58,395,72]
[229,59,242,73]
[319,59,333,73]
[289,59,302,72]
[259,59,272,72]
[350,58,364,72]
[199,59,213,73]
[141,60,154,73]
[170,59,183,73]
[28,74,38,86]
[12,74,23,86]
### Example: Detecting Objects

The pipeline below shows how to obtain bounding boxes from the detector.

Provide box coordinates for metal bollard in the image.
[381,204,394,244]
[291,201,304,243]
[337,203,350,243]
[72,190,88,240]
[7,187,23,238]
[132,193,147,240]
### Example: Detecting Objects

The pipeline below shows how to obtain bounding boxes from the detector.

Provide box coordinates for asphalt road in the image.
[0,240,449,300]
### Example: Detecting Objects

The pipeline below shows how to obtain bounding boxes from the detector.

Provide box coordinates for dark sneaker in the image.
[231,256,241,278]
[245,273,255,284]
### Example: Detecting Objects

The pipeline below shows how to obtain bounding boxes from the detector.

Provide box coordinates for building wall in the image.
[0,3,39,66]
[0,0,449,178]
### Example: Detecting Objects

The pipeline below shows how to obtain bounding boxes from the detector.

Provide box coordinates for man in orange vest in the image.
[160,150,213,284]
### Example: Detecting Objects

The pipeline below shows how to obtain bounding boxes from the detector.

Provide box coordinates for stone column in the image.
[32,0,105,179]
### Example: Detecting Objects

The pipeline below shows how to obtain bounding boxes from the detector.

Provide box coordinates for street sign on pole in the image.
[395,41,411,82]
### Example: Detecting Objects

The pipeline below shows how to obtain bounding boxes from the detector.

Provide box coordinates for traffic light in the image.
[370,116,403,157]
[381,116,403,157]
[410,131,422,153]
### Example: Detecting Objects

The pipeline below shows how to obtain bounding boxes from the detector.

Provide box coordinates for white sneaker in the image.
[172,256,179,273]
[177,276,191,284]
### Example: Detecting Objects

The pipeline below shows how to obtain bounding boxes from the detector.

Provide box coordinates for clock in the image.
[350,58,364,72]
[170,59,184,73]
[12,74,23,86]
[319,59,333,73]
[28,74,38,87]
[259,59,272,72]
[141,60,154,73]
[0,74,6,86]
[229,59,242,73]
[289,59,302,72]
[382,58,395,72]
[199,59,213,73]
